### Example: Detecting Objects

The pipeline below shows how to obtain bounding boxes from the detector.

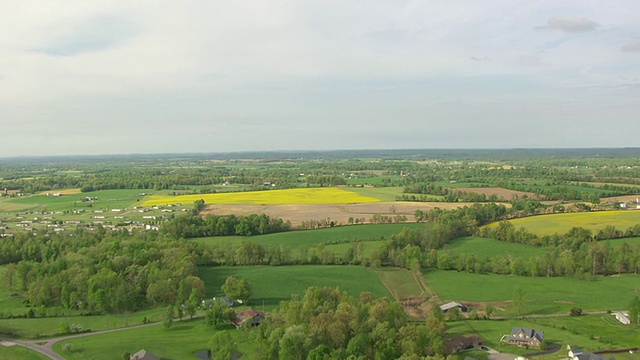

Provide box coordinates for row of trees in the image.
[162,213,291,238]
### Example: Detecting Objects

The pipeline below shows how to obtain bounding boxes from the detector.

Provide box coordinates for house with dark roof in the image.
[504,327,544,348]
[439,301,469,313]
[130,349,160,360]
[568,346,615,360]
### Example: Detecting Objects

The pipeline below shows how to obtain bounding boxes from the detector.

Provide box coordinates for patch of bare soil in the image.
[37,188,82,195]
[456,187,542,201]
[201,201,487,227]
[600,195,640,204]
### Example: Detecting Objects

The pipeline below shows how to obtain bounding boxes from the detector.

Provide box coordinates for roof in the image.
[440,301,466,312]
[509,327,544,342]
[130,349,160,360]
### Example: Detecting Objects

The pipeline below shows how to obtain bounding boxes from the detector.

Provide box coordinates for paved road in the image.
[1,321,160,360]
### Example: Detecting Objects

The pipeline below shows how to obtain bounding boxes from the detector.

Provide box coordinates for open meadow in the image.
[444,236,546,260]
[198,265,391,309]
[491,211,640,236]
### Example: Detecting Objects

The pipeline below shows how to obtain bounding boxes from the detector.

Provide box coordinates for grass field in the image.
[346,186,406,201]
[424,270,640,315]
[194,223,423,250]
[142,187,381,206]
[444,236,546,260]
[53,321,246,360]
[375,267,427,300]
[0,308,166,339]
[492,211,640,236]
[199,265,391,309]
[0,345,50,360]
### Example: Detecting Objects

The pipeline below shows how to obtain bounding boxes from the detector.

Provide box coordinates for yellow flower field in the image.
[493,210,640,236]
[141,187,381,206]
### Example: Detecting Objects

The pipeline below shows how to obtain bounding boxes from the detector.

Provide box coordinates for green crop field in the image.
[603,237,640,247]
[346,186,406,201]
[54,321,246,360]
[0,346,50,360]
[491,211,640,236]
[199,265,391,309]
[322,240,384,258]
[375,267,427,300]
[444,236,546,260]
[194,223,423,250]
[424,270,640,315]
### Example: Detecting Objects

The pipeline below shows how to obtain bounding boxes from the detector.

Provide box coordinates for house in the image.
[440,301,468,313]
[447,335,483,353]
[504,327,544,348]
[611,311,631,325]
[233,309,265,328]
[129,349,160,360]
[568,346,614,360]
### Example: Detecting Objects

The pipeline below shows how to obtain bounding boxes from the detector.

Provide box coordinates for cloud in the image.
[621,40,640,53]
[470,56,489,62]
[34,16,137,56]
[543,16,599,32]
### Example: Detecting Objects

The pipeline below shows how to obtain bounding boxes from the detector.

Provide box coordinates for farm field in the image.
[374,267,429,301]
[141,187,381,206]
[53,321,246,360]
[201,201,482,227]
[198,265,391,309]
[492,211,640,236]
[346,186,407,201]
[194,223,423,250]
[1,189,148,213]
[455,187,541,200]
[424,270,640,315]
[444,236,546,260]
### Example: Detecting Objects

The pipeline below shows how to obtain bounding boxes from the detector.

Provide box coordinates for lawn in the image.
[424,270,640,315]
[443,236,546,260]
[0,308,166,339]
[493,211,640,236]
[0,345,50,360]
[53,321,246,360]
[199,265,391,309]
[142,187,381,206]
[193,223,423,250]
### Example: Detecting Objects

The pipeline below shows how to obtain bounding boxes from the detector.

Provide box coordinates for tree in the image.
[221,276,252,304]
[629,295,640,326]
[209,331,236,360]
[513,288,527,316]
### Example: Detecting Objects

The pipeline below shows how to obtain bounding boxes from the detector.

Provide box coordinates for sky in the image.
[1,0,639,157]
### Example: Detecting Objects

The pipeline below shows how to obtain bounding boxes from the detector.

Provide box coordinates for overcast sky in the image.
[1,1,639,157]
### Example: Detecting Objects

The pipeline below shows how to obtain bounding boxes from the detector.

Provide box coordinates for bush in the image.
[570,307,583,316]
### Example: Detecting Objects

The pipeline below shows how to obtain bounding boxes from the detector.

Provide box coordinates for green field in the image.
[444,236,547,260]
[54,321,245,360]
[493,211,640,236]
[424,270,640,315]
[0,345,50,360]
[0,308,166,339]
[346,186,406,201]
[194,223,423,250]
[199,265,391,309]
[375,267,428,300]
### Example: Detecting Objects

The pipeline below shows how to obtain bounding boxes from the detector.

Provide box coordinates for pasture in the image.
[424,270,640,315]
[199,265,391,309]
[494,211,640,236]
[141,187,381,207]
[1,189,147,213]
[443,236,546,260]
[194,223,423,250]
